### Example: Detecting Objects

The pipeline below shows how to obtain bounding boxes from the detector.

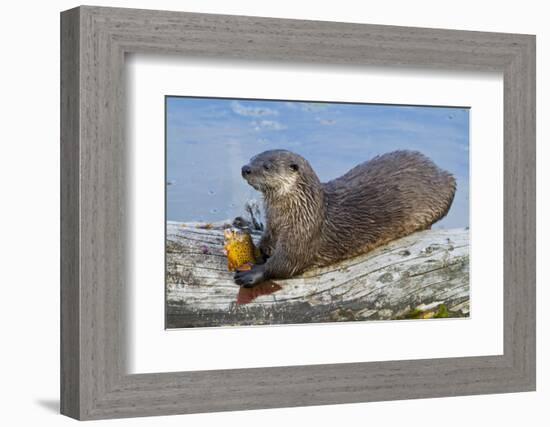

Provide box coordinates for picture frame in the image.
[60,5,536,420]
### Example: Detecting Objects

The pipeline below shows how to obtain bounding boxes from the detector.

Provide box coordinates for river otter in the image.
[234,149,456,287]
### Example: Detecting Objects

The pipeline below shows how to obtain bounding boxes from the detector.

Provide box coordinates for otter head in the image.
[241,150,321,198]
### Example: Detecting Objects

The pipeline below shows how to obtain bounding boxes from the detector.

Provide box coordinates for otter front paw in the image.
[234,265,266,288]
[256,247,271,264]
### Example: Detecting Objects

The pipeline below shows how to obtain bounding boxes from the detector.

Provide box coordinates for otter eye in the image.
[263,163,270,171]
[289,163,299,171]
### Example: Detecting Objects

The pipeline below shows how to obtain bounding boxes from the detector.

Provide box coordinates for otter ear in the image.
[289,163,299,172]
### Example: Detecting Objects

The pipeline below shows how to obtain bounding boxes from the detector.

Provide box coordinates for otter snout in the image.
[241,165,252,177]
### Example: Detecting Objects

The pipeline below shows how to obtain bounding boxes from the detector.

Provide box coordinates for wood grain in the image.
[60,6,536,420]
[166,223,469,328]
[60,7,80,419]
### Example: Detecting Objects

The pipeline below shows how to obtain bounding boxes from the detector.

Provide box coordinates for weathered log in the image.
[166,221,470,328]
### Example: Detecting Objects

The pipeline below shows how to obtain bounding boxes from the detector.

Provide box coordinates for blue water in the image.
[166,97,469,229]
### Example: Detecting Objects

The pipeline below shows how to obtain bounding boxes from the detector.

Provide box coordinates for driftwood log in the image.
[166,221,470,328]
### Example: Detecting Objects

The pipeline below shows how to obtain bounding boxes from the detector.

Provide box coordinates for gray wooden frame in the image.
[60,5,536,420]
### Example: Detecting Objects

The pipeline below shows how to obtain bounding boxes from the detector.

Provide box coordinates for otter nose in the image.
[241,165,252,176]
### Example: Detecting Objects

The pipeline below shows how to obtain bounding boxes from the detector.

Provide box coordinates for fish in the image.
[223,229,260,272]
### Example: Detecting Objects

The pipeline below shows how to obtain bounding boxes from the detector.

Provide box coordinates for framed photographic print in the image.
[61,5,536,420]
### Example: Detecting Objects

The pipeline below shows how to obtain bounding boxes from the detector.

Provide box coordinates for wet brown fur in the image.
[242,149,457,281]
